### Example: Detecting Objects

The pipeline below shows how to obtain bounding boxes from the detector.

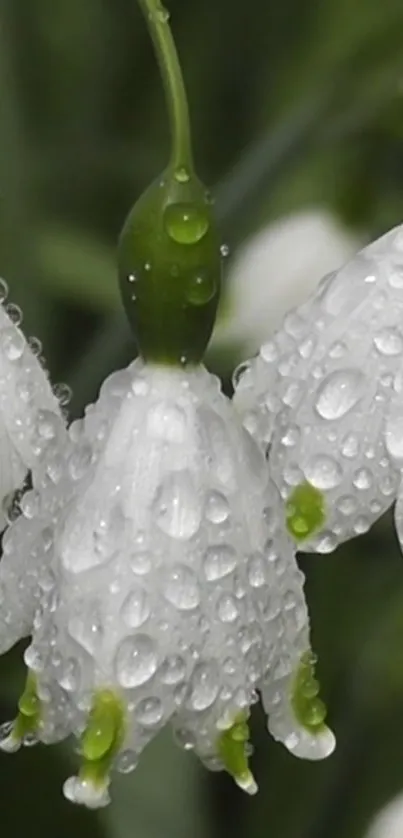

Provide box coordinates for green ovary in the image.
[79,690,125,788]
[291,652,327,734]
[286,482,326,542]
[217,712,257,793]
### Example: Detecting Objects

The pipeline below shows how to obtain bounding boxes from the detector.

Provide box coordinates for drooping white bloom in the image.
[233,222,403,552]
[0,360,334,806]
[213,211,361,356]
[365,794,403,838]
[0,280,61,529]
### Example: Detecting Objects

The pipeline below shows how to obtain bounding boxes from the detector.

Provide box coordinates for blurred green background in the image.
[1,0,403,836]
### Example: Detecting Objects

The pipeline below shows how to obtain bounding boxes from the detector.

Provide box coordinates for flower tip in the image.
[285,725,336,761]
[236,771,258,795]
[63,775,111,809]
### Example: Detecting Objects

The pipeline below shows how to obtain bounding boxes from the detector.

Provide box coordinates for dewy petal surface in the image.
[0,287,64,652]
[2,360,334,804]
[233,222,403,551]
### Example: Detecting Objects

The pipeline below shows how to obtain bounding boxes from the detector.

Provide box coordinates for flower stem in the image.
[137,0,193,172]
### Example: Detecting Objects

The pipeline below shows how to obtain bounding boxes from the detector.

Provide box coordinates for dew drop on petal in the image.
[135,697,163,726]
[188,662,219,711]
[217,594,239,623]
[373,328,403,356]
[153,471,202,539]
[159,654,187,685]
[385,414,403,460]
[163,564,200,610]
[0,327,24,360]
[115,634,157,688]
[314,369,365,420]
[203,545,237,581]
[304,455,342,490]
[121,588,150,628]
[205,490,230,524]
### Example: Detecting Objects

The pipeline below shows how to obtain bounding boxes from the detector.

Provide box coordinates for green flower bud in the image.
[118,165,222,365]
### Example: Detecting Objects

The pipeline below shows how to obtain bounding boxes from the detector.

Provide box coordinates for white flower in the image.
[0,361,334,806]
[365,793,403,838]
[0,280,60,529]
[213,210,361,356]
[233,222,403,552]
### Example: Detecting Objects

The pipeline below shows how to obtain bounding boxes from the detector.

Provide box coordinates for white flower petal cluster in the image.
[233,223,403,552]
[0,280,60,529]
[0,361,334,806]
[213,210,361,356]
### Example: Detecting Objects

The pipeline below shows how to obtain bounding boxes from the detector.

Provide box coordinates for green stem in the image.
[137,0,193,172]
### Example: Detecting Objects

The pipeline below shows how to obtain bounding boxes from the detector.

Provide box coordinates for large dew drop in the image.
[153,470,202,539]
[163,564,201,611]
[314,369,365,420]
[163,202,209,245]
[115,634,157,688]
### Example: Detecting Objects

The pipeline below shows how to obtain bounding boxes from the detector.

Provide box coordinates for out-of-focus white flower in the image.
[233,222,403,553]
[0,279,60,529]
[366,793,403,838]
[0,360,334,807]
[213,210,361,356]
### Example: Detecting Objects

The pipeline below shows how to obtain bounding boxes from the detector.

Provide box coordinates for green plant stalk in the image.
[136,0,193,172]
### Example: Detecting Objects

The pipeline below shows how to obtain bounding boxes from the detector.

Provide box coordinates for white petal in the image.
[234,222,403,550]
[366,794,403,838]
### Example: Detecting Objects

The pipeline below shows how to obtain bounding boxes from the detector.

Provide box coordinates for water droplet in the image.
[0,327,24,360]
[130,549,152,575]
[281,425,300,447]
[188,662,219,711]
[203,544,237,580]
[247,553,267,587]
[174,166,190,183]
[217,594,239,623]
[220,244,230,258]
[314,369,365,420]
[5,303,22,326]
[121,588,150,628]
[68,444,92,480]
[389,269,403,289]
[341,432,359,458]
[352,467,372,490]
[135,697,163,726]
[164,203,208,245]
[159,654,186,685]
[53,382,72,406]
[374,327,403,356]
[115,634,157,688]
[260,341,278,363]
[337,495,356,515]
[156,3,169,22]
[205,490,230,524]
[187,271,216,305]
[28,336,42,356]
[154,471,202,539]
[304,455,342,490]
[354,516,370,534]
[58,658,80,692]
[116,749,138,774]
[386,413,403,460]
[319,256,376,316]
[164,564,200,610]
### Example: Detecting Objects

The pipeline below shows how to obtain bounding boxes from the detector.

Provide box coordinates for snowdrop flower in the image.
[233,222,403,552]
[213,210,361,356]
[0,279,60,529]
[0,1,334,807]
[365,793,403,838]
[0,360,334,806]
